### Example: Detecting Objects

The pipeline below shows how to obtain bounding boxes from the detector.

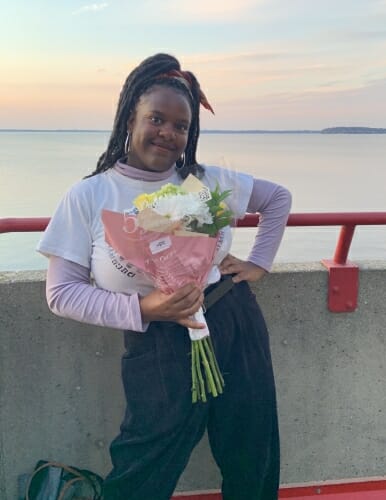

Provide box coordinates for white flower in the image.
[152,193,213,227]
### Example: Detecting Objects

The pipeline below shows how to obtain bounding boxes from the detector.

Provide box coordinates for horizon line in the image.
[0,126,385,134]
[0,127,320,133]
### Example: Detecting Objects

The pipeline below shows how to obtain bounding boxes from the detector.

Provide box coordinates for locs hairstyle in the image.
[87,53,205,179]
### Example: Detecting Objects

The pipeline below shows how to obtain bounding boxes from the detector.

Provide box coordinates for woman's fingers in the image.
[219,254,266,283]
[171,290,204,318]
[172,283,202,308]
[219,254,243,274]
[170,286,206,328]
[177,317,206,329]
[139,283,204,323]
[175,296,204,318]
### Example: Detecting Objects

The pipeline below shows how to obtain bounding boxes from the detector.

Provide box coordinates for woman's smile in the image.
[151,141,177,153]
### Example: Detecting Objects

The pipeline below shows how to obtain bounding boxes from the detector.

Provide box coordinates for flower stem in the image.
[191,337,225,403]
[207,335,225,386]
[198,340,218,398]
[194,342,206,402]
[191,344,198,403]
[203,337,224,394]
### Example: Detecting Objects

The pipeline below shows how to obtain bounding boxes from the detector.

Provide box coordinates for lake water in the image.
[1,131,385,271]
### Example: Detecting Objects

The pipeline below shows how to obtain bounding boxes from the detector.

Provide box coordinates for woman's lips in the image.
[151,142,176,153]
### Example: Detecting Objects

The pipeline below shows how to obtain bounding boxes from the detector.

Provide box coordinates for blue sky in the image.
[1,0,386,129]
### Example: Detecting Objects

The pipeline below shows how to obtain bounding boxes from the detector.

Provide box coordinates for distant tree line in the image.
[321,127,386,134]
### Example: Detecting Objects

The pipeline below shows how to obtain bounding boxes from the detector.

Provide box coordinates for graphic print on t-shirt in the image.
[107,246,138,278]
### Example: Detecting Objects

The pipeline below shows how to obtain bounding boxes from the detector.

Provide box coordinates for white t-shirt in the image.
[37,165,253,296]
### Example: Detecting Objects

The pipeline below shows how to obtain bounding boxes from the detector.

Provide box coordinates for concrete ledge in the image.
[1,263,386,499]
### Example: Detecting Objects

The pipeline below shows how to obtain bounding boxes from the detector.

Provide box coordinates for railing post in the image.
[333,225,356,264]
[322,224,359,313]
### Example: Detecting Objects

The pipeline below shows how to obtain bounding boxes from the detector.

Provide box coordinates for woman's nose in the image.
[158,123,175,140]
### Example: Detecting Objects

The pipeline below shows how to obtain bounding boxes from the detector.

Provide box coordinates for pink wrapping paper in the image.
[102,209,219,294]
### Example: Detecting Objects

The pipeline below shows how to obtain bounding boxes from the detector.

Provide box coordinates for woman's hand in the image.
[219,254,266,283]
[139,283,205,329]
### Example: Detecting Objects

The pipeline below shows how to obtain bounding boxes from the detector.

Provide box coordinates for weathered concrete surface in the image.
[1,263,386,498]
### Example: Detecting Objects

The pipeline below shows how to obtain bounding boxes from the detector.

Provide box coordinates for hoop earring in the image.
[177,152,185,169]
[124,132,131,154]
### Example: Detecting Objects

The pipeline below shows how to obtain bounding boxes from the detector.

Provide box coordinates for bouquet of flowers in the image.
[101,174,234,403]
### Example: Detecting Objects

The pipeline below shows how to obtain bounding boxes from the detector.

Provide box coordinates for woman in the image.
[37,53,291,500]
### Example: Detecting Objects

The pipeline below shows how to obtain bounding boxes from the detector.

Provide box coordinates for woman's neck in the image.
[114,159,176,181]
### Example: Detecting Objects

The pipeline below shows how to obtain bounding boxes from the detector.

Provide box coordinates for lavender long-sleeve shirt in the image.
[46,174,291,331]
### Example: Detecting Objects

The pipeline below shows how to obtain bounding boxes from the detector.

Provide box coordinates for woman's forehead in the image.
[138,85,191,115]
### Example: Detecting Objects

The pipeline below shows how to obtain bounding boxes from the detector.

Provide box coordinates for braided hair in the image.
[87,53,205,179]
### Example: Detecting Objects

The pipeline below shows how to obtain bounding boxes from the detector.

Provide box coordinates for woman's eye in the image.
[150,116,162,125]
[176,124,188,132]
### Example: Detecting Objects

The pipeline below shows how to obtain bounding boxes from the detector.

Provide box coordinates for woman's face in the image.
[127,85,192,172]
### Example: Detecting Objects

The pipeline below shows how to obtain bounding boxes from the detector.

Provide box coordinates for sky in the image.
[1,0,386,130]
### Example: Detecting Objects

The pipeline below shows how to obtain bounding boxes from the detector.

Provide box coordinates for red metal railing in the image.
[171,477,386,499]
[0,217,49,233]
[173,478,386,500]
[1,212,386,312]
[239,212,386,265]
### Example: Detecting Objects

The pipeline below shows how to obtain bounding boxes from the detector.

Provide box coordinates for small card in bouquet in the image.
[181,174,212,202]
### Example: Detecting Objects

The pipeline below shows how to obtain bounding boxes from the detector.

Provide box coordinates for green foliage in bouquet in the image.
[190,184,233,236]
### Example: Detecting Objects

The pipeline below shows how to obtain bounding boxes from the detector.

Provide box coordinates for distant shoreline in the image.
[1,127,386,134]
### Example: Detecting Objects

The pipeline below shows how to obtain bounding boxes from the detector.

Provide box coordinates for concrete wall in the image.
[1,263,386,499]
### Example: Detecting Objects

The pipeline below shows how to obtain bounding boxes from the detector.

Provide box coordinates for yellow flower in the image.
[133,184,186,211]
[216,201,227,216]
[133,193,153,210]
